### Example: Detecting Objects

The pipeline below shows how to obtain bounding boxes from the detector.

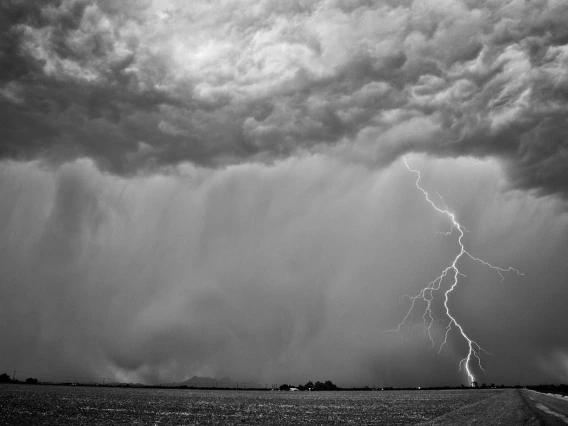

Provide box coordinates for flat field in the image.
[0,385,502,425]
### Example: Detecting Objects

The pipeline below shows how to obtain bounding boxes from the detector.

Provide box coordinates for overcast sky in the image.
[1,0,567,387]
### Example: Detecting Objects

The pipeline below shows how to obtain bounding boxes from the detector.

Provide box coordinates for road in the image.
[522,390,568,425]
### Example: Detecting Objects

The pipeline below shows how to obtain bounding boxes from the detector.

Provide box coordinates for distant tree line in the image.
[527,384,568,397]
[279,380,338,391]
[0,373,39,384]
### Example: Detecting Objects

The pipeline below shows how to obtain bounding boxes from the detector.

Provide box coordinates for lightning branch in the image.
[388,158,523,385]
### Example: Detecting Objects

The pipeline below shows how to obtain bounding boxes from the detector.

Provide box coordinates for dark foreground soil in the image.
[417,389,541,425]
[0,385,502,425]
[3,385,557,425]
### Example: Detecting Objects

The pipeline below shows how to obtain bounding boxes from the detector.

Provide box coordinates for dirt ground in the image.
[417,389,546,425]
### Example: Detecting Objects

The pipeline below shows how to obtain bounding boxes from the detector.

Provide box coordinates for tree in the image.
[0,373,12,383]
[312,380,338,391]
[324,380,338,390]
[304,381,314,389]
[25,378,38,384]
[279,384,290,391]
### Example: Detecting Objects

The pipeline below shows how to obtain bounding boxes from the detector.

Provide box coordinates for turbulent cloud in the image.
[1,0,568,196]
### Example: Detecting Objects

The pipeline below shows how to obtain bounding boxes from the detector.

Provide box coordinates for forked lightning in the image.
[388,158,523,385]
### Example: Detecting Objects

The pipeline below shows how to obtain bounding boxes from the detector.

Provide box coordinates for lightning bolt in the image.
[388,158,523,386]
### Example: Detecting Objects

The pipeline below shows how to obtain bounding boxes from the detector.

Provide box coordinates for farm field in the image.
[0,385,503,425]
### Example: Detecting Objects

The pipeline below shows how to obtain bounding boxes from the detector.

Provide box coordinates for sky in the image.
[1,0,567,387]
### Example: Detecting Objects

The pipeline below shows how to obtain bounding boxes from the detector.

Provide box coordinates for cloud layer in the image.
[1,0,568,197]
[1,0,568,387]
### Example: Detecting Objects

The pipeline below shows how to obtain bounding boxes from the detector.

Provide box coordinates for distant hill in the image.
[177,376,236,387]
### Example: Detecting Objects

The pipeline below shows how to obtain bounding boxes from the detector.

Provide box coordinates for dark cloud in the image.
[1,1,568,386]
[0,0,567,196]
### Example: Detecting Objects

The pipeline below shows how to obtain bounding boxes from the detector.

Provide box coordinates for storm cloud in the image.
[1,155,567,386]
[1,0,568,386]
[1,0,568,196]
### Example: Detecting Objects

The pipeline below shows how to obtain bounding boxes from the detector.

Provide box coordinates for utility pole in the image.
[12,370,16,381]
